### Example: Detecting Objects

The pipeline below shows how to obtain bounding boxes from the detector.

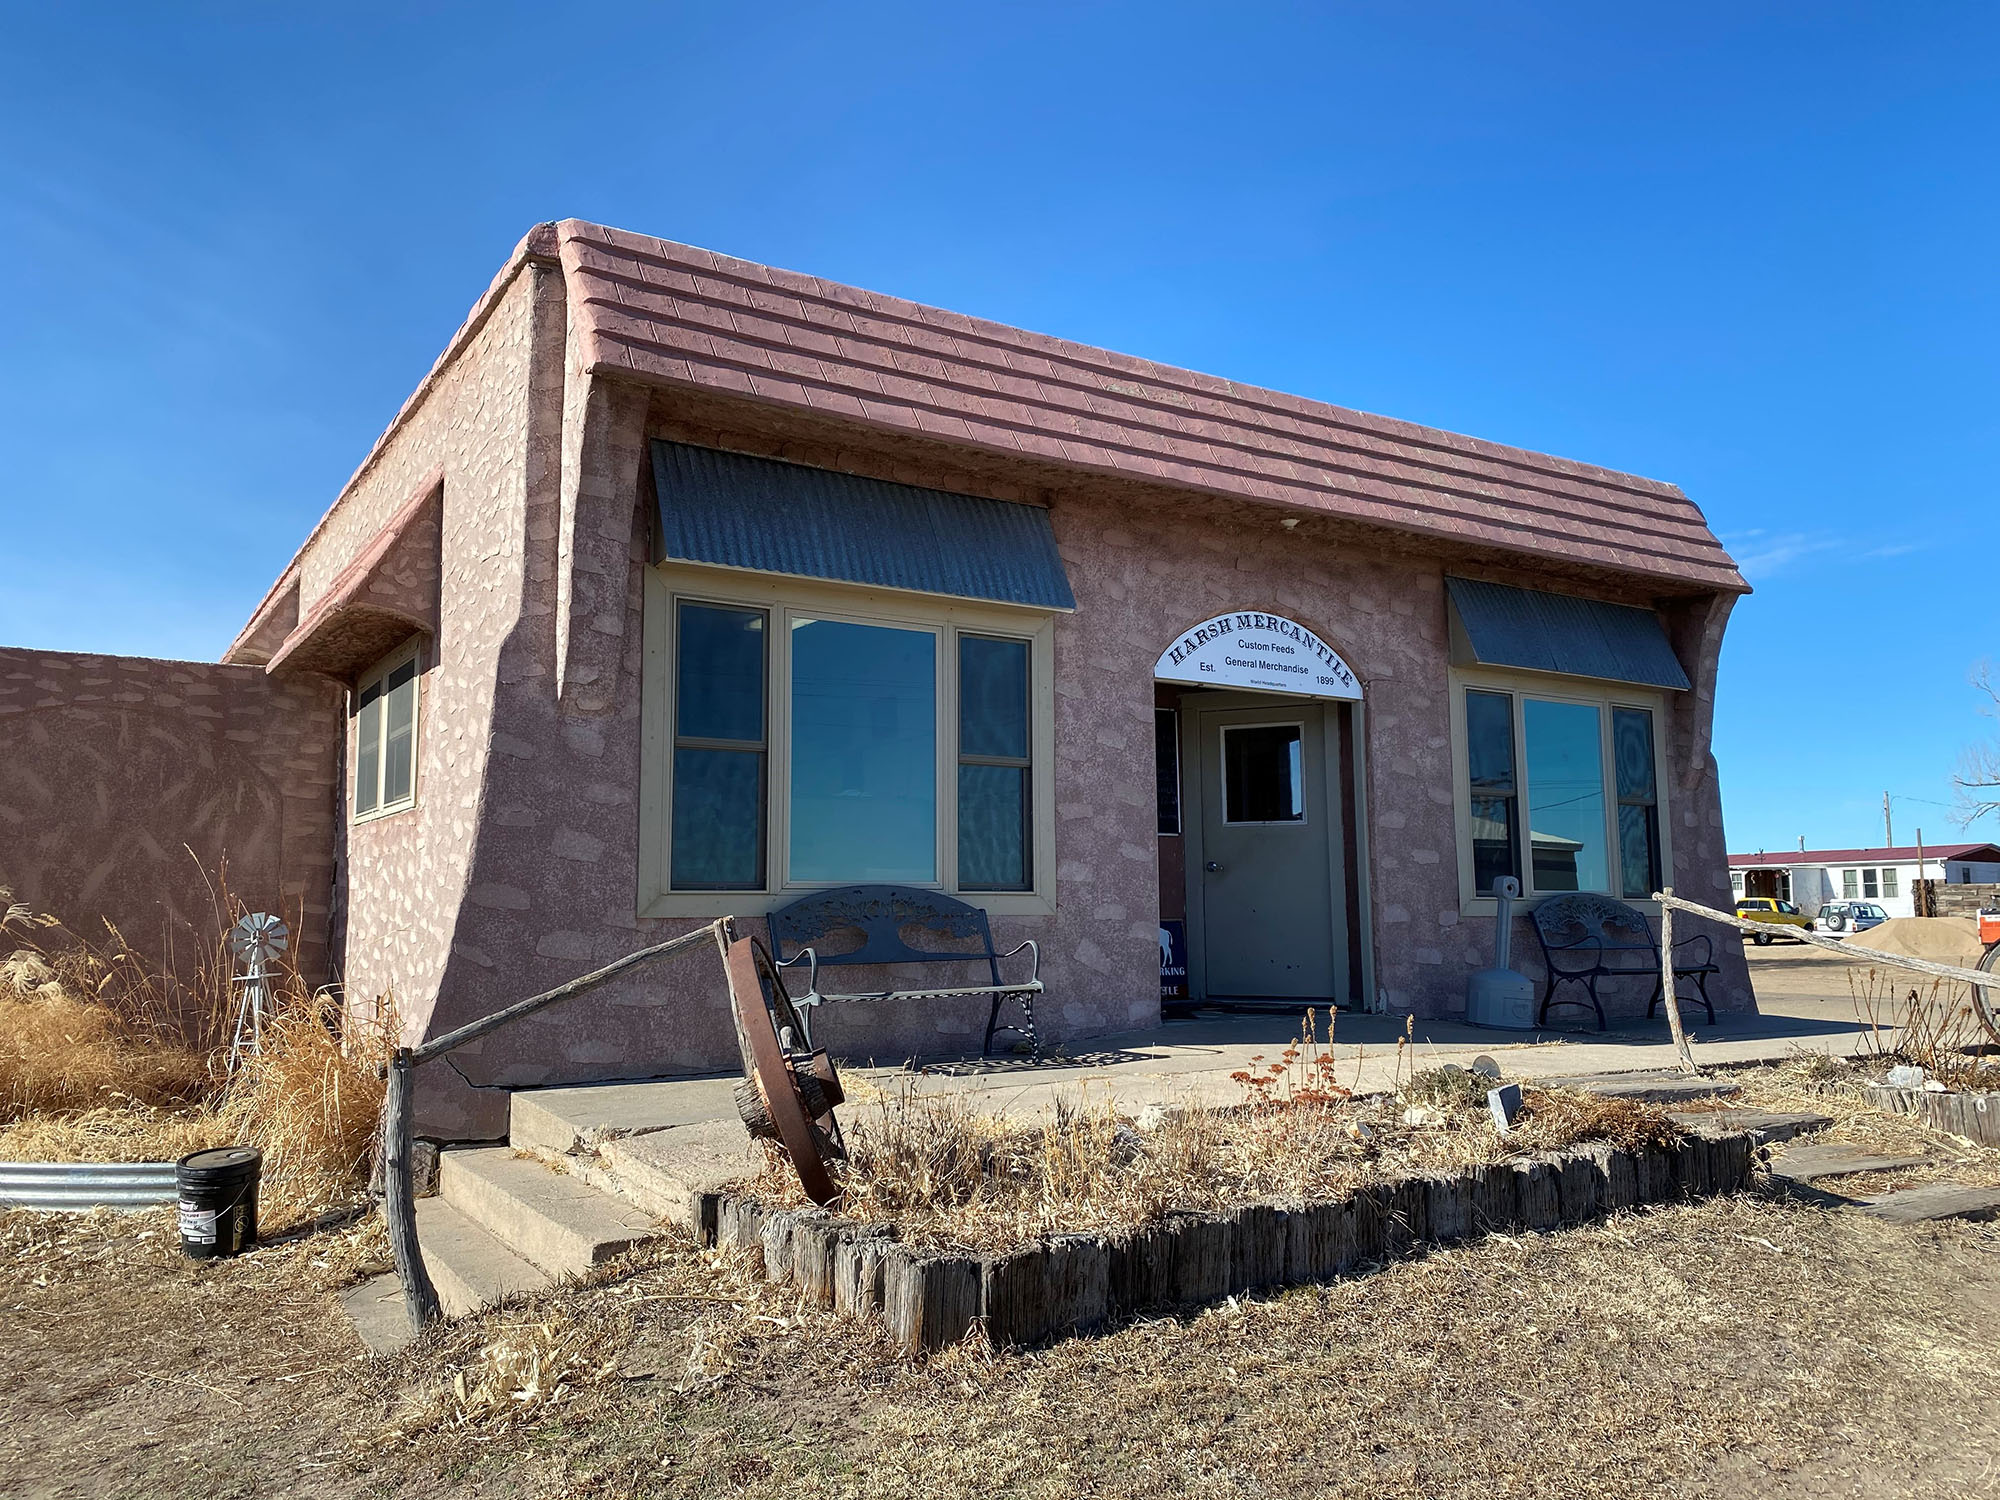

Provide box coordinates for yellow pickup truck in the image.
[1734,897,1812,944]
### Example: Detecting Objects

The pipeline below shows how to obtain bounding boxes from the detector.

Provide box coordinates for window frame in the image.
[351,639,423,825]
[638,563,1058,919]
[1448,666,1673,914]
[1218,720,1309,827]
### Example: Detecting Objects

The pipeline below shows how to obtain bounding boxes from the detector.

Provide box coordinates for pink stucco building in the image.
[3,220,1751,1139]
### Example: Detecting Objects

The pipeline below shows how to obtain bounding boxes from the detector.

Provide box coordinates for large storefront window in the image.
[644,569,1055,912]
[1457,681,1665,902]
[789,619,938,883]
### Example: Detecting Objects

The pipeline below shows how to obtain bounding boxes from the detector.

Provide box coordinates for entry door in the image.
[1194,705,1340,999]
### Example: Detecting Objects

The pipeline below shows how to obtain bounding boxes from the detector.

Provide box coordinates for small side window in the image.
[354,644,421,820]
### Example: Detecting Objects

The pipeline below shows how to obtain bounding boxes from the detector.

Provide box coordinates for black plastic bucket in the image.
[176,1146,262,1259]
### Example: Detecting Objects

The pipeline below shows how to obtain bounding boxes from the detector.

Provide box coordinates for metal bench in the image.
[765,885,1042,1056]
[1530,892,1717,1031]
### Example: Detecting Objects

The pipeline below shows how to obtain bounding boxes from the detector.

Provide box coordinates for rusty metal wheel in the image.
[1973,941,2000,1048]
[724,935,845,1206]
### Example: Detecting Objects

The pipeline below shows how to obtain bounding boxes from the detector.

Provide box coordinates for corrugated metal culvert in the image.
[0,1160,178,1211]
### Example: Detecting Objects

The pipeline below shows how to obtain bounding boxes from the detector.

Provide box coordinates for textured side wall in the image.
[283,263,567,1125]
[0,648,342,991]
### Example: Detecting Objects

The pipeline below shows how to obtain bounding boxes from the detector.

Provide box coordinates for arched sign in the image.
[1154,610,1361,700]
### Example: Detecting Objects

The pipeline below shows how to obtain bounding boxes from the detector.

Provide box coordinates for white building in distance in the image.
[1728,842,2000,920]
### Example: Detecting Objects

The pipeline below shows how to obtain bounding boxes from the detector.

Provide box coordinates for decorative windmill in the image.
[227,913,289,1071]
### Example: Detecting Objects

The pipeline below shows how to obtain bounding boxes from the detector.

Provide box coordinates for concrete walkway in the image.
[517,945,1883,1147]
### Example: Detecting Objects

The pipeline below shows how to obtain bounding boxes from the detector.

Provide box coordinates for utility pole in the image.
[1884,791,1894,848]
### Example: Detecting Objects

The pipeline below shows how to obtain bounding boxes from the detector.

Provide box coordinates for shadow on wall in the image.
[0,651,345,1007]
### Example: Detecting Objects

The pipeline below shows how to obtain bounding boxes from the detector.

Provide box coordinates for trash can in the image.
[176,1146,262,1260]
[1981,909,2000,947]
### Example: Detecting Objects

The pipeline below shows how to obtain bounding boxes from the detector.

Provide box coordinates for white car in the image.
[1813,901,1888,938]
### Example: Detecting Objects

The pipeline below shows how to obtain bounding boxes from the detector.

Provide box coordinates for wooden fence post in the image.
[383,1048,441,1332]
[1657,886,1698,1076]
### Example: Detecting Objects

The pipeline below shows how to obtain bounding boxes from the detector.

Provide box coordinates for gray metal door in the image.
[1194,705,1340,999]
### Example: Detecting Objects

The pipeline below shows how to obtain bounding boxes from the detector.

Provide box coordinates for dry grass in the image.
[336,1197,2000,1499]
[9,1079,2000,1497]
[0,909,220,1117]
[1847,963,2000,1090]
[0,885,395,1226]
[752,1015,1685,1253]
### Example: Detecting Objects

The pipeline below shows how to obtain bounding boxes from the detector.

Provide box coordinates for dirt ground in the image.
[5,1168,2000,1500]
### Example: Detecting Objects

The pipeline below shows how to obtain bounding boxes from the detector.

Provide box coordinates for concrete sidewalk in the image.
[515,945,1880,1149]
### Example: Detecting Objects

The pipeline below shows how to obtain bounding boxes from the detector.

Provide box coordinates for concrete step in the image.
[1768,1143,1932,1183]
[509,1075,744,1155]
[338,1197,556,1355]
[439,1146,666,1277]
[1859,1184,2000,1224]
[1540,1071,1741,1104]
[418,1195,555,1314]
[1668,1108,1832,1146]
[509,1076,761,1232]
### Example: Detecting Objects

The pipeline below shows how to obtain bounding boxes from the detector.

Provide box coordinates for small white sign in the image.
[1154,611,1362,700]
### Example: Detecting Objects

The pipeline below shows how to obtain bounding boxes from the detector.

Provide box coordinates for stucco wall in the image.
[368,383,1748,1140]
[0,647,342,998]
[271,260,568,1097]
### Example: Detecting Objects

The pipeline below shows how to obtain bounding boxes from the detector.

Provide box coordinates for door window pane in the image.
[676,604,765,742]
[1223,724,1305,824]
[1524,699,1607,892]
[790,619,936,882]
[1465,689,1519,893]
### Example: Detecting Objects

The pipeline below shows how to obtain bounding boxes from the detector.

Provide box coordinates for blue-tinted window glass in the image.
[1612,707,1656,802]
[672,748,765,889]
[676,603,765,743]
[959,765,1028,890]
[1524,699,1607,893]
[958,636,1028,759]
[1618,803,1659,901]
[1465,690,1515,791]
[789,619,936,883]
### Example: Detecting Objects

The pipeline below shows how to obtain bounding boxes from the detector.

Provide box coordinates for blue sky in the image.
[2,4,1993,855]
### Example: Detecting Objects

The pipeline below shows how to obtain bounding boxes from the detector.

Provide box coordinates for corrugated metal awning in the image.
[650,441,1076,610]
[1446,576,1691,691]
